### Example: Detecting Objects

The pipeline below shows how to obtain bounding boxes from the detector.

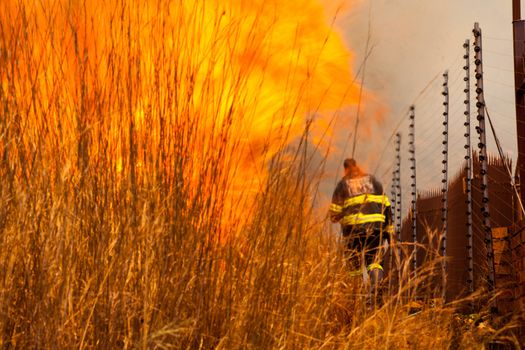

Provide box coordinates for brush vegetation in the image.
[0,0,520,348]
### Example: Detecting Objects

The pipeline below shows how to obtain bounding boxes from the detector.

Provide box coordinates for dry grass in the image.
[0,0,521,348]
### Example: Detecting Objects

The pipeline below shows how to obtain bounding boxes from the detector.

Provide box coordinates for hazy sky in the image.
[337,1,516,192]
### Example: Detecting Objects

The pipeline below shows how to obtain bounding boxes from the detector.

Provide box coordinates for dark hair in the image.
[343,158,356,169]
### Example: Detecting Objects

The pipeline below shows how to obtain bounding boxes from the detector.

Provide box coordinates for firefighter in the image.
[329,158,393,295]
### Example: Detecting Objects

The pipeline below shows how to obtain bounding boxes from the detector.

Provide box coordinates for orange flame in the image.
[0,0,367,228]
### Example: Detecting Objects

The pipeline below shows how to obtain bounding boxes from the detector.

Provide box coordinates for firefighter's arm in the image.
[371,175,394,235]
[382,194,394,241]
[329,182,345,223]
[383,203,395,242]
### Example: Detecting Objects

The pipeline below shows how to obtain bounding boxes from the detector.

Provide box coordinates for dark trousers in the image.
[343,226,384,269]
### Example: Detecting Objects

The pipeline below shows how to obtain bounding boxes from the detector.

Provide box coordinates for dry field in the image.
[0,0,520,348]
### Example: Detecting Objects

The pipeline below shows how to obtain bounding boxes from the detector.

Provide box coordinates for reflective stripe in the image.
[367,263,383,271]
[343,194,391,208]
[349,270,362,277]
[330,203,343,213]
[341,213,386,226]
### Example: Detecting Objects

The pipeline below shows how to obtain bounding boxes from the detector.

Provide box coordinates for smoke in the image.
[336,0,515,194]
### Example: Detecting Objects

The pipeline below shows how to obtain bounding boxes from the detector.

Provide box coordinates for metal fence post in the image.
[395,132,402,259]
[409,106,417,274]
[473,23,496,294]
[463,39,475,294]
[441,71,449,301]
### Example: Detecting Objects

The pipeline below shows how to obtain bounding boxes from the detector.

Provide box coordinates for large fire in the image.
[0,0,365,228]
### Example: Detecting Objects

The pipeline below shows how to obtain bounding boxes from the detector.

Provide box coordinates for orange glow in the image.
[0,0,368,228]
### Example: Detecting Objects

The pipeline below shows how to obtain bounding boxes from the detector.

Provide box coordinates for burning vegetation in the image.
[0,0,519,348]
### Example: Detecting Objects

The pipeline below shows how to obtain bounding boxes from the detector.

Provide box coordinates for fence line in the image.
[393,23,523,317]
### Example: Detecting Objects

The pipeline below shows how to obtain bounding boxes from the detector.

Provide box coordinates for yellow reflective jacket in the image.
[329,174,391,234]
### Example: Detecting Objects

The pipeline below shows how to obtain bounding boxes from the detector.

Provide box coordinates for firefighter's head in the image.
[343,158,363,177]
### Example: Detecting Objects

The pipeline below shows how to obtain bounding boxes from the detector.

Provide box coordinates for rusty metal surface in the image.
[513,20,525,208]
[514,0,522,22]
